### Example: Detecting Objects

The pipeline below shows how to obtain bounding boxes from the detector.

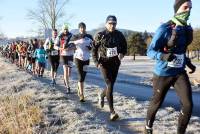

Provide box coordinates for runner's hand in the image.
[187,62,196,74]
[97,63,102,69]
[118,53,124,60]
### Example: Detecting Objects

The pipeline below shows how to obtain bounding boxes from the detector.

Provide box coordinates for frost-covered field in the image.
[0,56,200,134]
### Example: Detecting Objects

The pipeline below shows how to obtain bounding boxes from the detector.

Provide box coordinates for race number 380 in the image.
[107,47,118,57]
[168,54,184,68]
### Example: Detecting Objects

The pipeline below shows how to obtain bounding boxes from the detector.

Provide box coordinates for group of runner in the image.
[0,16,127,123]
[0,39,42,75]
[0,0,197,133]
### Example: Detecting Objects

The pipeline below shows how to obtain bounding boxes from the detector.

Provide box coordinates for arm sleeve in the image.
[92,33,102,65]
[44,38,49,51]
[54,36,60,50]
[147,26,167,60]
[119,32,127,55]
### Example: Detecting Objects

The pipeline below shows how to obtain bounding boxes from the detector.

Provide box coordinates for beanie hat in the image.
[62,23,69,30]
[106,15,117,23]
[174,0,190,13]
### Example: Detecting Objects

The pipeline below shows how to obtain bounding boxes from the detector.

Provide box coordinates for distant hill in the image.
[70,28,140,38]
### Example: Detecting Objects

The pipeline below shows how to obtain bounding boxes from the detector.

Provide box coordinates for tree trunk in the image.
[133,53,136,60]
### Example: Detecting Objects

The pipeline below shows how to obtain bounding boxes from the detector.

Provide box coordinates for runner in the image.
[55,24,75,93]
[145,1,194,134]
[27,39,34,72]
[70,22,93,102]
[34,40,46,77]
[92,15,127,121]
[44,29,60,85]
[28,38,38,75]
[20,41,27,69]
[16,41,22,68]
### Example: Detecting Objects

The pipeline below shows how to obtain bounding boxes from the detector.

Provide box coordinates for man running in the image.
[145,0,195,134]
[44,29,60,85]
[92,15,127,121]
[55,24,75,93]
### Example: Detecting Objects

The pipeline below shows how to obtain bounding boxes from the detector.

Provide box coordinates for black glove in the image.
[187,61,196,74]
[160,53,176,62]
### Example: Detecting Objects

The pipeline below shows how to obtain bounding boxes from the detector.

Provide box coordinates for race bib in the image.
[106,47,118,57]
[38,54,45,58]
[168,54,184,68]
[51,50,58,56]
[30,53,35,58]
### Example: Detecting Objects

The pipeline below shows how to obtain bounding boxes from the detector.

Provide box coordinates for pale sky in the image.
[0,0,199,38]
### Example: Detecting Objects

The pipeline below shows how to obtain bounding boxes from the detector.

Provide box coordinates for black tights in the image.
[75,58,89,82]
[100,57,120,113]
[146,72,193,134]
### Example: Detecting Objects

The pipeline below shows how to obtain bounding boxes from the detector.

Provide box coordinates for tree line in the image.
[125,29,200,60]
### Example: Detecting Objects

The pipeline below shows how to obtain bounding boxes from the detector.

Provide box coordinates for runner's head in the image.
[174,0,192,14]
[105,15,117,32]
[39,40,44,49]
[33,38,38,47]
[78,22,86,34]
[52,29,58,38]
[62,23,69,34]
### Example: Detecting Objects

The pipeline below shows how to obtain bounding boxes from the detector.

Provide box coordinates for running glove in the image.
[160,53,176,62]
[187,61,196,74]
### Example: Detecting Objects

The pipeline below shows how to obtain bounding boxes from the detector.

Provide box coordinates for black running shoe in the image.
[67,87,71,94]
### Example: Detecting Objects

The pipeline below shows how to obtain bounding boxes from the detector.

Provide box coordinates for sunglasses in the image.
[108,22,117,25]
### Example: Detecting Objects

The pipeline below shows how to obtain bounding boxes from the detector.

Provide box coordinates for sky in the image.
[0,0,199,38]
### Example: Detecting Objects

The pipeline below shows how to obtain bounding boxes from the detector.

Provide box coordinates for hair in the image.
[78,22,86,28]
[52,29,57,32]
[34,38,38,42]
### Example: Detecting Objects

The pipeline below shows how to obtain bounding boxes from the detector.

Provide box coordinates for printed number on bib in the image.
[51,50,58,56]
[39,54,45,58]
[168,54,184,68]
[107,47,118,57]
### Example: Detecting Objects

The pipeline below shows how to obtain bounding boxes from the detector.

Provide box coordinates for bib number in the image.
[168,54,184,68]
[38,54,45,58]
[106,47,118,57]
[51,50,58,56]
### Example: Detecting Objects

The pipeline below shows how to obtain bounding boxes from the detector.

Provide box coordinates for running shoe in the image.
[110,111,119,121]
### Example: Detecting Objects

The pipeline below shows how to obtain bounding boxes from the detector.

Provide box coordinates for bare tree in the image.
[27,0,70,30]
